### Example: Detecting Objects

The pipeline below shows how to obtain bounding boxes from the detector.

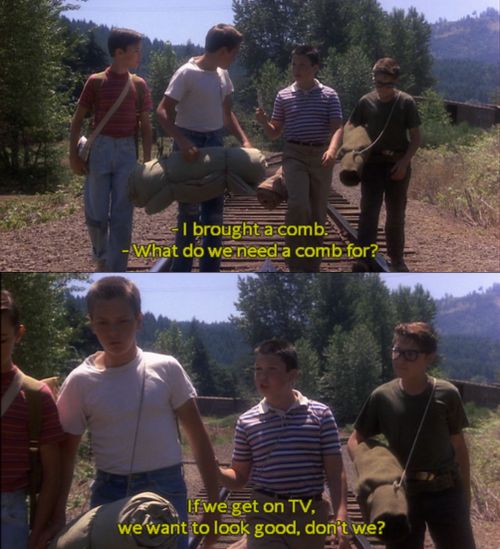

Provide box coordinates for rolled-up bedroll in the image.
[256,166,287,210]
[49,492,180,549]
[336,125,372,186]
[128,147,267,214]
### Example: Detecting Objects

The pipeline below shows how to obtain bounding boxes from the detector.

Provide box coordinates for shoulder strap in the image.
[1,369,24,417]
[131,74,144,113]
[22,375,44,443]
[83,73,132,154]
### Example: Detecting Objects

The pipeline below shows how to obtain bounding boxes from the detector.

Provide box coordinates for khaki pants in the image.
[245,490,330,549]
[283,143,333,272]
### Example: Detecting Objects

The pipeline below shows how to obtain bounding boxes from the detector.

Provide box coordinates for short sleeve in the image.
[328,90,343,121]
[166,359,197,411]
[446,387,469,435]
[354,391,381,438]
[232,417,252,462]
[405,97,421,129]
[348,99,365,127]
[165,66,187,101]
[271,93,284,123]
[221,70,234,98]
[78,75,98,110]
[57,374,87,436]
[320,406,341,455]
[39,385,65,445]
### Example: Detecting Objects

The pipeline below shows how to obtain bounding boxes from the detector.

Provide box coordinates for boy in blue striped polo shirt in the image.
[218,339,349,549]
[256,46,343,272]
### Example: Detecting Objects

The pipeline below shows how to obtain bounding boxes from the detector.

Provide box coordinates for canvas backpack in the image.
[1,372,59,527]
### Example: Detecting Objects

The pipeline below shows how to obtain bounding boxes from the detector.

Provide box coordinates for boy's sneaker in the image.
[389,258,409,272]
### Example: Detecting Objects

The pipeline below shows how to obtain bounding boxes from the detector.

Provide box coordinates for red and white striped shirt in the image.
[1,366,65,492]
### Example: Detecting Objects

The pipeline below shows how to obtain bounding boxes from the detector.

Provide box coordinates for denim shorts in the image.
[90,464,188,549]
[1,490,29,549]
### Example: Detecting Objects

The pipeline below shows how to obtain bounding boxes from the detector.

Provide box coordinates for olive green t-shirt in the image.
[354,378,468,473]
[349,90,421,155]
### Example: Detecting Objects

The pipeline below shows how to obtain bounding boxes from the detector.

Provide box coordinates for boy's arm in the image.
[223,95,252,147]
[323,453,350,549]
[28,442,61,549]
[322,119,344,167]
[139,112,152,162]
[451,432,472,507]
[390,126,421,181]
[69,104,91,175]
[218,459,251,491]
[156,96,199,162]
[176,398,219,546]
[347,429,366,460]
[255,108,283,140]
[49,434,82,536]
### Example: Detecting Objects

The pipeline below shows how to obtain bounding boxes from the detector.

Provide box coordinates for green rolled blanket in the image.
[336,125,372,186]
[128,147,267,214]
[48,492,180,549]
[352,439,410,543]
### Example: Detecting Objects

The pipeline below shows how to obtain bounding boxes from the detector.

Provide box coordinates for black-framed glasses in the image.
[391,347,425,362]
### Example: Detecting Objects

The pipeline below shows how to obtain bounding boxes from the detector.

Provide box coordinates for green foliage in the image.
[294,338,322,399]
[466,407,500,520]
[322,46,372,118]
[1,274,88,379]
[254,60,288,116]
[0,0,71,185]
[412,128,498,227]
[418,90,482,149]
[321,324,382,423]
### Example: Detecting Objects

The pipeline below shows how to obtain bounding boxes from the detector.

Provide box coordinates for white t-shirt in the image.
[165,57,234,132]
[57,348,196,474]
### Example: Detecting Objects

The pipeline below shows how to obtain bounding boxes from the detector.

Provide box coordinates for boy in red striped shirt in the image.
[69,28,153,272]
[1,290,64,549]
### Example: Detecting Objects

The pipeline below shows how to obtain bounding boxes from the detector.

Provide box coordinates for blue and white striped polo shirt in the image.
[271,80,343,144]
[232,391,341,495]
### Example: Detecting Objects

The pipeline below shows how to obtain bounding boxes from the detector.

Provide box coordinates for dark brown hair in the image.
[108,28,143,57]
[393,322,438,354]
[372,57,400,78]
[205,24,243,53]
[1,290,20,327]
[255,339,298,371]
[292,45,320,67]
[86,276,141,318]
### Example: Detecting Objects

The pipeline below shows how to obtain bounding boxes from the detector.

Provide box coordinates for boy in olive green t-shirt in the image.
[348,322,475,549]
[346,57,422,273]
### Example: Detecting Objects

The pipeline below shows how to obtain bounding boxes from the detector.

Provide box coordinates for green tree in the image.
[0,0,71,183]
[295,337,322,399]
[154,321,191,370]
[233,274,314,346]
[254,60,288,116]
[321,324,382,424]
[344,0,389,61]
[1,274,87,378]
[187,320,216,396]
[323,46,372,118]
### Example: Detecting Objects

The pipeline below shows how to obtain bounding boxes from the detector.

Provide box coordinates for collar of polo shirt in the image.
[258,389,309,415]
[291,79,322,94]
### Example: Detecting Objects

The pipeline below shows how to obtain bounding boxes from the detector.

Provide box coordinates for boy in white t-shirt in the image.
[156,24,252,272]
[53,277,219,549]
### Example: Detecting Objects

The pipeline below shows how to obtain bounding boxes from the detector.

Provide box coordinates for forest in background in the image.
[2,273,498,424]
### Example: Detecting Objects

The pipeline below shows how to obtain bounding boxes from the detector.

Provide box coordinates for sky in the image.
[75,273,500,323]
[64,0,496,45]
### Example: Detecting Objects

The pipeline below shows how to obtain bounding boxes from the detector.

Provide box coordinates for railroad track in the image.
[147,154,413,273]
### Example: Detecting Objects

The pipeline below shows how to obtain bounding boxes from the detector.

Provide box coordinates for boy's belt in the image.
[287,140,327,147]
[254,488,323,501]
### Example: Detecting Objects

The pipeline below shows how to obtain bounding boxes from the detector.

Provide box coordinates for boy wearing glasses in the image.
[346,58,422,272]
[347,322,475,549]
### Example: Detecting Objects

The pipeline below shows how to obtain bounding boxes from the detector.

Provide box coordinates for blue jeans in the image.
[85,134,137,272]
[1,490,29,549]
[171,127,224,272]
[90,464,188,549]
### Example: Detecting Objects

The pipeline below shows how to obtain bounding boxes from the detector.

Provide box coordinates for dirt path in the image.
[0,183,498,272]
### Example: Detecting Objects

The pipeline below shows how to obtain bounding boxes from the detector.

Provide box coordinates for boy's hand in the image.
[321,149,337,167]
[198,511,220,547]
[70,154,88,176]
[390,159,409,180]
[241,139,253,149]
[255,107,269,126]
[179,140,200,163]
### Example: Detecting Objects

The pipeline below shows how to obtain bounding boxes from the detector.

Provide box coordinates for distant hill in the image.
[434,284,500,383]
[430,9,499,103]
